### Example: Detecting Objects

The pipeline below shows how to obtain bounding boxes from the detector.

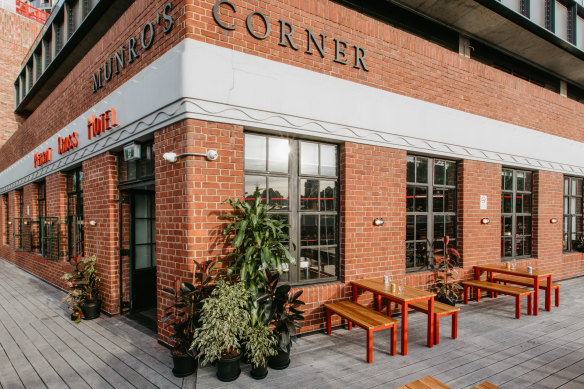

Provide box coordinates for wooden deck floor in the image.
[1,256,583,389]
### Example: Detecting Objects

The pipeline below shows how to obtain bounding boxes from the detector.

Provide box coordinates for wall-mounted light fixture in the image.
[550,218,558,224]
[162,150,218,163]
[88,220,97,226]
[373,217,384,226]
[481,218,490,225]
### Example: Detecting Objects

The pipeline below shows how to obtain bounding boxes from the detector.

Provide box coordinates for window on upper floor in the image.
[244,133,339,285]
[501,169,533,260]
[406,156,457,272]
[563,176,583,252]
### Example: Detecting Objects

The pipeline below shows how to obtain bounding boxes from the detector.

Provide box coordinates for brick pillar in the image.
[154,119,243,342]
[457,160,501,279]
[341,143,406,284]
[83,153,120,314]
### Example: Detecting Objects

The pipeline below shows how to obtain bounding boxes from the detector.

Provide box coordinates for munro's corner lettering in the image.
[92,2,174,93]
[212,0,369,71]
[87,109,119,140]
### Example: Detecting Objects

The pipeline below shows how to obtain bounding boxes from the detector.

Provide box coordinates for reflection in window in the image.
[501,168,532,259]
[406,156,457,271]
[563,176,583,251]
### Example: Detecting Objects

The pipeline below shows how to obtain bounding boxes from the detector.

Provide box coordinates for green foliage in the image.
[61,255,100,322]
[574,236,584,252]
[221,189,295,302]
[244,324,278,368]
[428,236,462,305]
[258,270,305,352]
[190,280,250,366]
[161,260,216,355]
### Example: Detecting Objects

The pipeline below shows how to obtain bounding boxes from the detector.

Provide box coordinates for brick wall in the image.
[0,7,41,148]
[83,153,120,314]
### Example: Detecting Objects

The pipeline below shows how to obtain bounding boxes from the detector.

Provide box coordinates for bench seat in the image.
[409,300,459,345]
[462,280,533,318]
[324,300,398,363]
[471,381,502,389]
[493,274,560,306]
[397,375,452,389]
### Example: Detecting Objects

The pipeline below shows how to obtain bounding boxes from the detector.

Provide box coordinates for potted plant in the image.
[61,254,101,322]
[574,235,584,252]
[161,260,215,377]
[428,236,462,306]
[244,321,277,379]
[258,269,305,370]
[191,280,250,382]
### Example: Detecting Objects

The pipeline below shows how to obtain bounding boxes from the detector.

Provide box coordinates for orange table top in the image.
[351,277,435,303]
[474,264,552,278]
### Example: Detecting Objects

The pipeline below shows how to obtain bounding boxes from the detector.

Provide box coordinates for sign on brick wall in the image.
[15,0,48,24]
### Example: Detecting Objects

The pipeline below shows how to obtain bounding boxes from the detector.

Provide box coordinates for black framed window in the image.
[563,176,583,251]
[67,168,84,259]
[406,156,457,271]
[126,142,154,182]
[501,169,532,260]
[37,181,46,218]
[244,133,339,285]
[40,217,60,260]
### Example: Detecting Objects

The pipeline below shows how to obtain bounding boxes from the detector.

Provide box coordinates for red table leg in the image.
[434,316,440,345]
[376,294,381,312]
[366,330,373,363]
[390,325,397,355]
[326,309,332,334]
[427,298,434,348]
[401,302,408,356]
[545,275,552,311]
[452,312,458,339]
[352,284,358,302]
[386,298,391,316]
[475,267,480,280]
[488,271,494,298]
[533,277,539,316]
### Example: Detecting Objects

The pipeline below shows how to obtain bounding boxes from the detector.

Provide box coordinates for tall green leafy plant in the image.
[221,188,295,319]
[428,235,462,305]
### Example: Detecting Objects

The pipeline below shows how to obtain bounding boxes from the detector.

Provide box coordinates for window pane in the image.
[433,188,444,213]
[516,172,525,191]
[576,179,583,196]
[516,216,524,235]
[406,187,414,212]
[320,180,336,211]
[407,156,415,183]
[563,234,568,251]
[516,238,524,257]
[135,220,149,244]
[300,142,319,175]
[571,198,576,216]
[320,145,336,176]
[320,247,336,278]
[244,175,266,204]
[434,160,445,185]
[564,177,569,195]
[502,193,512,213]
[502,238,512,257]
[502,170,513,190]
[300,215,318,246]
[415,157,428,184]
[445,161,456,186]
[571,178,577,197]
[299,248,318,280]
[577,216,583,235]
[320,215,335,245]
[434,215,444,239]
[516,194,524,214]
[415,187,428,212]
[415,242,427,267]
[503,216,512,236]
[135,245,151,269]
[300,179,319,210]
[269,177,289,209]
[524,217,532,236]
[445,188,456,213]
[268,138,289,173]
[564,197,569,214]
[445,215,455,238]
[524,171,532,192]
[406,215,415,241]
[416,215,427,240]
[406,242,414,268]
[577,198,583,215]
[245,134,266,171]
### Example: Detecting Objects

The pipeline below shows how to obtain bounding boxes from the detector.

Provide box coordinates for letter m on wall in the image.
[93,68,102,93]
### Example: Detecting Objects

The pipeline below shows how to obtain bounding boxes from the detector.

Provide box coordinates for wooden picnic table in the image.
[473,264,552,315]
[351,278,435,356]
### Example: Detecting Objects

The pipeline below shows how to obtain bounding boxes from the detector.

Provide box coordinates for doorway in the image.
[130,190,156,313]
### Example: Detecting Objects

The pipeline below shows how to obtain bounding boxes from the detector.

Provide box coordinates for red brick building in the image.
[1,0,584,341]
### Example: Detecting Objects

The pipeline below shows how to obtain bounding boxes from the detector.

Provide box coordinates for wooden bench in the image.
[471,381,502,389]
[462,280,533,318]
[493,274,560,307]
[409,300,459,345]
[324,300,397,363]
[396,375,452,389]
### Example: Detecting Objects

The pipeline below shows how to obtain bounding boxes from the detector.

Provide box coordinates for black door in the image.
[131,190,156,311]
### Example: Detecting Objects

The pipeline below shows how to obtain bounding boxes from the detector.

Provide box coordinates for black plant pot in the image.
[172,352,198,378]
[250,364,268,380]
[216,353,241,382]
[268,348,290,370]
[81,300,101,320]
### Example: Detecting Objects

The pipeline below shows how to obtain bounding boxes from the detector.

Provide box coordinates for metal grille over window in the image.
[244,133,339,285]
[14,218,33,252]
[67,169,84,259]
[40,217,60,260]
[501,169,532,259]
[563,176,583,251]
[406,156,457,271]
